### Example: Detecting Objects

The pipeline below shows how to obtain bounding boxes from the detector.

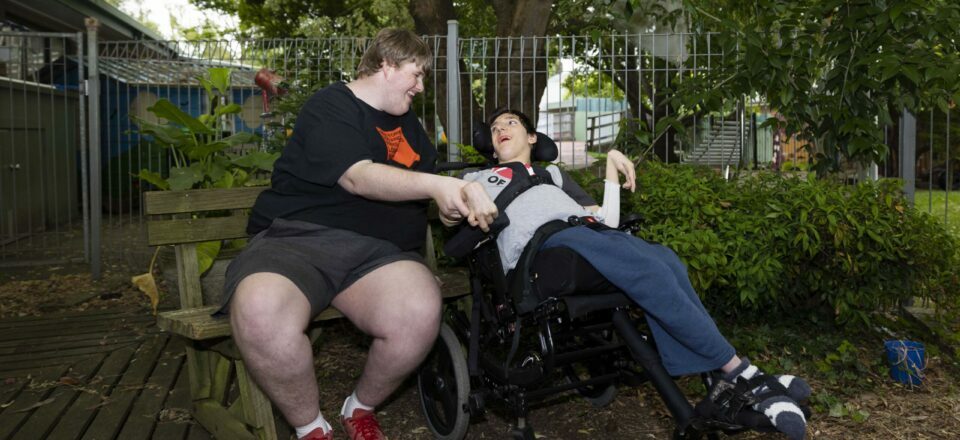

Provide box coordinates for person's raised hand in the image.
[606,149,636,192]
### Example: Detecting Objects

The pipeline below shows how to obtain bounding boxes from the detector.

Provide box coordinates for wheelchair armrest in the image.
[443,215,510,259]
[618,213,644,234]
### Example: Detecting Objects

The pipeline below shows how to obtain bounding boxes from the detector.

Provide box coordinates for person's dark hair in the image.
[487,107,535,134]
[357,28,433,78]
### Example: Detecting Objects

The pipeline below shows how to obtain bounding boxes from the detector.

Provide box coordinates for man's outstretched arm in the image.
[339,160,498,231]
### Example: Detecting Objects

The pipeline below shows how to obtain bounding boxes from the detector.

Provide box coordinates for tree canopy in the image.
[190,0,415,38]
[680,0,960,172]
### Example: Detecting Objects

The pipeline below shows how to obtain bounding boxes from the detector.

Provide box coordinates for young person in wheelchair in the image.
[436,108,811,439]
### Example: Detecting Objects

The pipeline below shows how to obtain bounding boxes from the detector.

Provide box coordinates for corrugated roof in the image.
[74,56,258,87]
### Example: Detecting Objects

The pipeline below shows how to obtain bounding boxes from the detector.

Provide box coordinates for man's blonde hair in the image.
[357,28,433,78]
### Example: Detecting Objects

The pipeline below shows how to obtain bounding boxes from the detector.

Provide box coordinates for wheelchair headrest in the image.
[472,122,559,163]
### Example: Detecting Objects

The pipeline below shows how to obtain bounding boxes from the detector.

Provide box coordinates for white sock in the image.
[341,391,375,418]
[737,363,760,381]
[294,409,332,439]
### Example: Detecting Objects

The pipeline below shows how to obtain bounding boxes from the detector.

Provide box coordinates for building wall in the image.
[0,77,79,237]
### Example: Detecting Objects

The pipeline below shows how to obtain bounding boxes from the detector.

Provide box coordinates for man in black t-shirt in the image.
[220,29,496,440]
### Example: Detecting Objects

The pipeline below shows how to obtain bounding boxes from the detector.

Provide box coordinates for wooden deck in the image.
[0,309,214,440]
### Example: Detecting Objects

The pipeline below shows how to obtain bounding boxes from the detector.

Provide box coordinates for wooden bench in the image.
[145,187,466,440]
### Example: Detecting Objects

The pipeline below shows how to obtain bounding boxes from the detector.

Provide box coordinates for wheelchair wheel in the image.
[418,323,470,440]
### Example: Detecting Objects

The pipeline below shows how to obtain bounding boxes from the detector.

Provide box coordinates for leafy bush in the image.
[569,162,960,325]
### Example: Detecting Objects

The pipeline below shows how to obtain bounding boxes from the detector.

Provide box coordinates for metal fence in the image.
[78,30,741,273]
[454,33,738,168]
[0,24,955,273]
[909,109,957,238]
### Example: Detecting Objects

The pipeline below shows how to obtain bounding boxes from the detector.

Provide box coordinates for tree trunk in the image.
[409,0,553,147]
[409,0,483,148]
[486,0,553,123]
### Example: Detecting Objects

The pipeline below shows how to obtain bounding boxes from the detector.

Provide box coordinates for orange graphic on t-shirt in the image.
[376,126,420,168]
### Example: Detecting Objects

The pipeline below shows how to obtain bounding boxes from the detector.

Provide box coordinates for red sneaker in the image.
[341,408,386,440]
[300,427,333,440]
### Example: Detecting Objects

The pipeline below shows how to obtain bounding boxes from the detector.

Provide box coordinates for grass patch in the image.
[914,190,960,239]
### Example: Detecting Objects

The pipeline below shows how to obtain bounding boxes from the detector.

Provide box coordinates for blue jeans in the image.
[541,226,735,376]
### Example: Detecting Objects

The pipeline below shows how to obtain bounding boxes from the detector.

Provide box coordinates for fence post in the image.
[446,20,461,162]
[738,96,745,168]
[77,31,89,264]
[85,18,102,280]
[751,112,758,169]
[900,108,917,207]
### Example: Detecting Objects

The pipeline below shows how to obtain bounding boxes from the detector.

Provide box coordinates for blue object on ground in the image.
[884,340,925,386]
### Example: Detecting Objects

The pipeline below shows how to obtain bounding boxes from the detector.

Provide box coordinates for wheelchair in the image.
[417,127,792,440]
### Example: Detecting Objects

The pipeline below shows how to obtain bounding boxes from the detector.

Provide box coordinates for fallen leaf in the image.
[158,407,192,423]
[59,377,81,386]
[1,401,12,409]
[14,398,55,413]
[131,272,159,315]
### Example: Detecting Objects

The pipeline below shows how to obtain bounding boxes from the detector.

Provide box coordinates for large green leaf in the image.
[187,141,232,160]
[131,116,191,147]
[220,131,260,147]
[198,77,215,99]
[231,150,279,172]
[196,240,222,276]
[207,157,229,183]
[135,169,170,190]
[233,168,253,186]
[147,100,215,136]
[207,68,232,95]
[213,103,243,119]
[167,163,204,191]
[197,114,214,126]
[213,169,236,188]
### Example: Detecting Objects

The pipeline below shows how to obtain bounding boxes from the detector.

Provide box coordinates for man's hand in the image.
[606,149,636,192]
[434,180,472,224]
[460,181,497,232]
[436,181,497,231]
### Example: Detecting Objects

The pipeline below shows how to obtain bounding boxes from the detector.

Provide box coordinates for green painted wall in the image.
[0,78,80,238]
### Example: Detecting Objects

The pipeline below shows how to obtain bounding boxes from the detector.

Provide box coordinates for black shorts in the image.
[218,218,425,318]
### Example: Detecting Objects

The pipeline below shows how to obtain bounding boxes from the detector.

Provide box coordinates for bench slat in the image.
[148,216,251,246]
[145,187,265,215]
[157,306,345,340]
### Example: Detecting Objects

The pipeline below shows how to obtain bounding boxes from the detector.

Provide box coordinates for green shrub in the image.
[568,162,960,326]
